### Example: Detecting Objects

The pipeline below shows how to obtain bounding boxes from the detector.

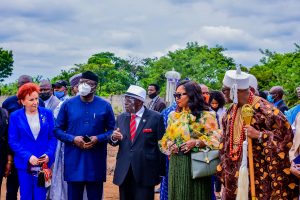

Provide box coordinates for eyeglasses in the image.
[173,93,187,99]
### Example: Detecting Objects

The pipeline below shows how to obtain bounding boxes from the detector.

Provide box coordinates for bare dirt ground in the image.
[1,145,159,200]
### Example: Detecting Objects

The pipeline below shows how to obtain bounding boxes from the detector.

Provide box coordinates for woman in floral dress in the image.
[159,80,221,200]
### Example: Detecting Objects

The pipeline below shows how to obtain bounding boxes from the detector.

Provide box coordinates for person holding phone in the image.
[54,71,115,200]
[8,83,57,200]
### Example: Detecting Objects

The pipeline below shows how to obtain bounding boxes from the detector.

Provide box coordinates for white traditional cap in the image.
[125,85,146,102]
[222,66,250,104]
[248,74,258,94]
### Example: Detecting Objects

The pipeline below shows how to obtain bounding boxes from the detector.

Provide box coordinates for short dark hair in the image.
[176,80,209,118]
[149,84,160,92]
[209,91,226,109]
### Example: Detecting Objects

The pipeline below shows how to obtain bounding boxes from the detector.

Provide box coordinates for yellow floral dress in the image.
[159,109,220,154]
[159,109,221,200]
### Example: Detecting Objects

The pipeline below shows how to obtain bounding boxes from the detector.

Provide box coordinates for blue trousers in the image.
[67,181,103,200]
[18,169,47,200]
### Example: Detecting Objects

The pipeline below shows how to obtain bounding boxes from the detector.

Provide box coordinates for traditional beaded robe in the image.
[217,95,299,200]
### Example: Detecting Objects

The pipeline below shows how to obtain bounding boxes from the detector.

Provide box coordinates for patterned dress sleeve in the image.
[198,111,222,150]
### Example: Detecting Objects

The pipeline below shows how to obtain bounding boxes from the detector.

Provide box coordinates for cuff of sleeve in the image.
[67,135,75,143]
[25,154,32,163]
[111,135,118,143]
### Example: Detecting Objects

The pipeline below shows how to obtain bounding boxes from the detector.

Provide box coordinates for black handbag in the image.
[191,148,220,179]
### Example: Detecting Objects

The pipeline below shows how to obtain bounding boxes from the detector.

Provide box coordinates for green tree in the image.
[139,42,235,94]
[0,81,18,96]
[0,48,14,82]
[250,44,300,107]
[51,52,139,96]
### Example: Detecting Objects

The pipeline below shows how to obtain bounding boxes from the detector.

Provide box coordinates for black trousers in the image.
[119,167,154,200]
[67,181,103,200]
[6,165,19,200]
[214,175,222,192]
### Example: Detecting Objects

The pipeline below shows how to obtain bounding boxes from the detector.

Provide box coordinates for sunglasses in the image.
[173,93,187,99]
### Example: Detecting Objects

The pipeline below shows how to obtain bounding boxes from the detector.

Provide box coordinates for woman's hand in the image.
[180,139,197,154]
[38,154,49,164]
[29,155,39,165]
[169,143,179,154]
[290,162,300,179]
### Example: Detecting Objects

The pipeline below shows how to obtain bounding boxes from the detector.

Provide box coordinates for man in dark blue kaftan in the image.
[54,71,115,200]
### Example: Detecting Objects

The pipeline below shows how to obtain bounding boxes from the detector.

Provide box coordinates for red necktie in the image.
[130,114,137,142]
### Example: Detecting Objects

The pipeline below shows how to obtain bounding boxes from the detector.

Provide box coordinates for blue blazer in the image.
[8,107,57,170]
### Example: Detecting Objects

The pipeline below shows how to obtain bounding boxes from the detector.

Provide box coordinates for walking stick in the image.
[248,138,256,199]
[241,104,256,200]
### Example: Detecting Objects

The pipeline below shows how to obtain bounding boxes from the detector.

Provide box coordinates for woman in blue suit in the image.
[8,83,57,200]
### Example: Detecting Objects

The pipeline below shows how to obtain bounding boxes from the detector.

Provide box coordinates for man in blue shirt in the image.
[268,86,289,113]
[54,71,115,200]
[52,80,69,101]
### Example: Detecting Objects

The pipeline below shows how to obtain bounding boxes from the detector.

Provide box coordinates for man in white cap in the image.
[217,68,298,199]
[110,85,165,200]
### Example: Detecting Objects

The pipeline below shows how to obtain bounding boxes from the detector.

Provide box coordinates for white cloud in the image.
[0,0,299,83]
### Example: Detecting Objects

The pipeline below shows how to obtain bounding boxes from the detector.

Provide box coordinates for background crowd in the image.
[0,68,300,200]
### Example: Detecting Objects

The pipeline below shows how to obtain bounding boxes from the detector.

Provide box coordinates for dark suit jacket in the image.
[110,107,165,187]
[0,108,8,175]
[148,97,166,113]
[276,100,289,114]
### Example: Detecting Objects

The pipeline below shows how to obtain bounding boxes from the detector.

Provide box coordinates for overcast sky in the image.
[1,0,299,83]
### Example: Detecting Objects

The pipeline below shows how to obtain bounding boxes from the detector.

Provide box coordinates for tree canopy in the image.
[139,42,236,94]
[1,43,299,107]
[250,44,300,106]
[0,48,14,82]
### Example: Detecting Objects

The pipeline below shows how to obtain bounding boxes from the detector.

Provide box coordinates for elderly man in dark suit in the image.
[110,85,165,200]
[147,84,166,113]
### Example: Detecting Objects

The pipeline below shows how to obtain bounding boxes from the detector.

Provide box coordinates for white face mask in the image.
[78,83,91,96]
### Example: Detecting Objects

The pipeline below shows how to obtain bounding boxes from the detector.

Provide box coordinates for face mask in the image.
[54,91,65,99]
[203,94,210,104]
[267,95,274,103]
[78,83,92,97]
[39,92,52,101]
[148,93,157,99]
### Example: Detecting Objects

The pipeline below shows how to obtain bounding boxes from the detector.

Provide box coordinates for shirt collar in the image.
[135,106,145,118]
